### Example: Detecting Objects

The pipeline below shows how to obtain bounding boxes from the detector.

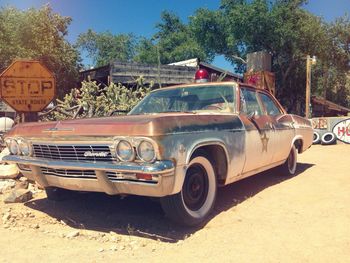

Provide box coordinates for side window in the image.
[240,88,263,116]
[259,93,282,116]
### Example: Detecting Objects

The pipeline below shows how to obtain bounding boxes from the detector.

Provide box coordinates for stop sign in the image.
[0,60,56,112]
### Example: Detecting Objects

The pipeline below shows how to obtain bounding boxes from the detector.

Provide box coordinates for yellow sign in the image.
[0,60,56,112]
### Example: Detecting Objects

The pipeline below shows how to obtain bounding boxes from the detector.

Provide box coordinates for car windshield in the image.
[129,85,236,115]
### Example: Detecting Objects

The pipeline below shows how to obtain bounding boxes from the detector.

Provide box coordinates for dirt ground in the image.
[0,144,349,263]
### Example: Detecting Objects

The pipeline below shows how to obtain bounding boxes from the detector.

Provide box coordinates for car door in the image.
[258,92,295,163]
[239,87,276,173]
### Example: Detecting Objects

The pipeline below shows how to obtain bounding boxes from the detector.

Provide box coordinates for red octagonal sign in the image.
[0,60,56,112]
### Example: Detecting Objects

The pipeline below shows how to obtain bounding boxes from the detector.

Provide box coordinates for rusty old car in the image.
[3,80,313,226]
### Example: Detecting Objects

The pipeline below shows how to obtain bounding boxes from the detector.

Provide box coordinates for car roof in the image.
[151,81,275,97]
[150,81,239,93]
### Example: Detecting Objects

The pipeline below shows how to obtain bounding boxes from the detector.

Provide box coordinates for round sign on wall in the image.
[0,60,56,112]
[332,118,350,144]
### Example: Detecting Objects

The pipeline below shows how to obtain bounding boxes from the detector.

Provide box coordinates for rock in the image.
[19,177,28,182]
[0,163,19,179]
[110,245,118,251]
[60,220,67,225]
[102,236,109,242]
[98,248,104,252]
[3,189,33,203]
[35,182,44,190]
[15,180,29,190]
[2,212,11,222]
[0,147,10,162]
[27,182,43,194]
[66,230,80,238]
[0,179,16,194]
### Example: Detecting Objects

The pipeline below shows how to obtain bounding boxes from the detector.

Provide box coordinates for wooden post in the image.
[305,55,311,119]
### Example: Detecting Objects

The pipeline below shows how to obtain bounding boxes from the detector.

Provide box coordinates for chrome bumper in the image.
[3,155,176,197]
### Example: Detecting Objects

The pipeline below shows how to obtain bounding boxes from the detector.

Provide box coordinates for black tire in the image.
[312,131,321,144]
[160,152,217,226]
[279,145,297,176]
[45,187,73,201]
[321,132,337,145]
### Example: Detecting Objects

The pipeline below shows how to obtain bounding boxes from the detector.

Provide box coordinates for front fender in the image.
[186,139,229,165]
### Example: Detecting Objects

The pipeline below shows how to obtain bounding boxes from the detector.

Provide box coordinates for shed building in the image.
[79,58,242,87]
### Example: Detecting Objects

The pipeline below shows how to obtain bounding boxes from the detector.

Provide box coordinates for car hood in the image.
[6,113,243,138]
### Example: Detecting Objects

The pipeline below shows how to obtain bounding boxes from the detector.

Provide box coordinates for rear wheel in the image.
[279,145,297,176]
[45,187,73,201]
[161,152,217,226]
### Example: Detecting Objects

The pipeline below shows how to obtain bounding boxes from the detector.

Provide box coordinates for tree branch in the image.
[39,105,81,117]
[229,54,247,64]
[72,105,83,119]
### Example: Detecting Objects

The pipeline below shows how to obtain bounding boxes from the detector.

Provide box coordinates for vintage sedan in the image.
[3,81,313,226]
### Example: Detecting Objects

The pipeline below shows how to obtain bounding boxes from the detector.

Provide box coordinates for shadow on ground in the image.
[25,162,314,243]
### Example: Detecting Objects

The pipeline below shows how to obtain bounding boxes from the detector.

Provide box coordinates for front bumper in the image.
[3,155,176,197]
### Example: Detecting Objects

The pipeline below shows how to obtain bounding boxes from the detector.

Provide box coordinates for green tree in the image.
[190,0,350,112]
[0,5,80,97]
[77,11,212,67]
[314,16,350,108]
[154,11,213,64]
[133,37,158,64]
[76,29,136,67]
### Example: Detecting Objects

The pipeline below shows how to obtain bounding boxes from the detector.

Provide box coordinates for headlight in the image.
[18,139,32,156]
[116,140,135,162]
[8,139,19,155]
[137,140,156,162]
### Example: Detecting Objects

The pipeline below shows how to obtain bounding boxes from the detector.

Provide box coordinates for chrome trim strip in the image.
[43,127,75,132]
[3,155,175,175]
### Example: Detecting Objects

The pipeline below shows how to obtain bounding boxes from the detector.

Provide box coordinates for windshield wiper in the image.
[158,110,195,114]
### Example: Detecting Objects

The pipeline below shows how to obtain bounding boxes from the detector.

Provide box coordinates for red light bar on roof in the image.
[195,69,209,83]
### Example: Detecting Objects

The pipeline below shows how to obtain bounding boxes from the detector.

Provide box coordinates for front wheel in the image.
[279,145,297,176]
[161,153,217,226]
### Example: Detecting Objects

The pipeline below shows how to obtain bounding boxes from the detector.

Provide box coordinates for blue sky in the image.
[1,0,349,70]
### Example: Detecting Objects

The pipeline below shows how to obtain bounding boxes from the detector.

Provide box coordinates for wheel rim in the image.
[183,164,209,211]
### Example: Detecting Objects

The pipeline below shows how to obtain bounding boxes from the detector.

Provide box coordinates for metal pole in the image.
[305,55,311,118]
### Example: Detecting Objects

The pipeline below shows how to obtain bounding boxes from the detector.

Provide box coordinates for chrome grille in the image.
[41,167,97,179]
[33,144,113,162]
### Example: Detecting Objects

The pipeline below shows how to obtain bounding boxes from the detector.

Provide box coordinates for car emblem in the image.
[84,151,109,157]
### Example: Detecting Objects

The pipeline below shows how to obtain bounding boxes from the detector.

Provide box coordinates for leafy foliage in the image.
[133,37,158,64]
[153,11,212,64]
[76,30,136,67]
[0,5,80,97]
[189,0,350,111]
[77,11,213,67]
[41,80,151,121]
